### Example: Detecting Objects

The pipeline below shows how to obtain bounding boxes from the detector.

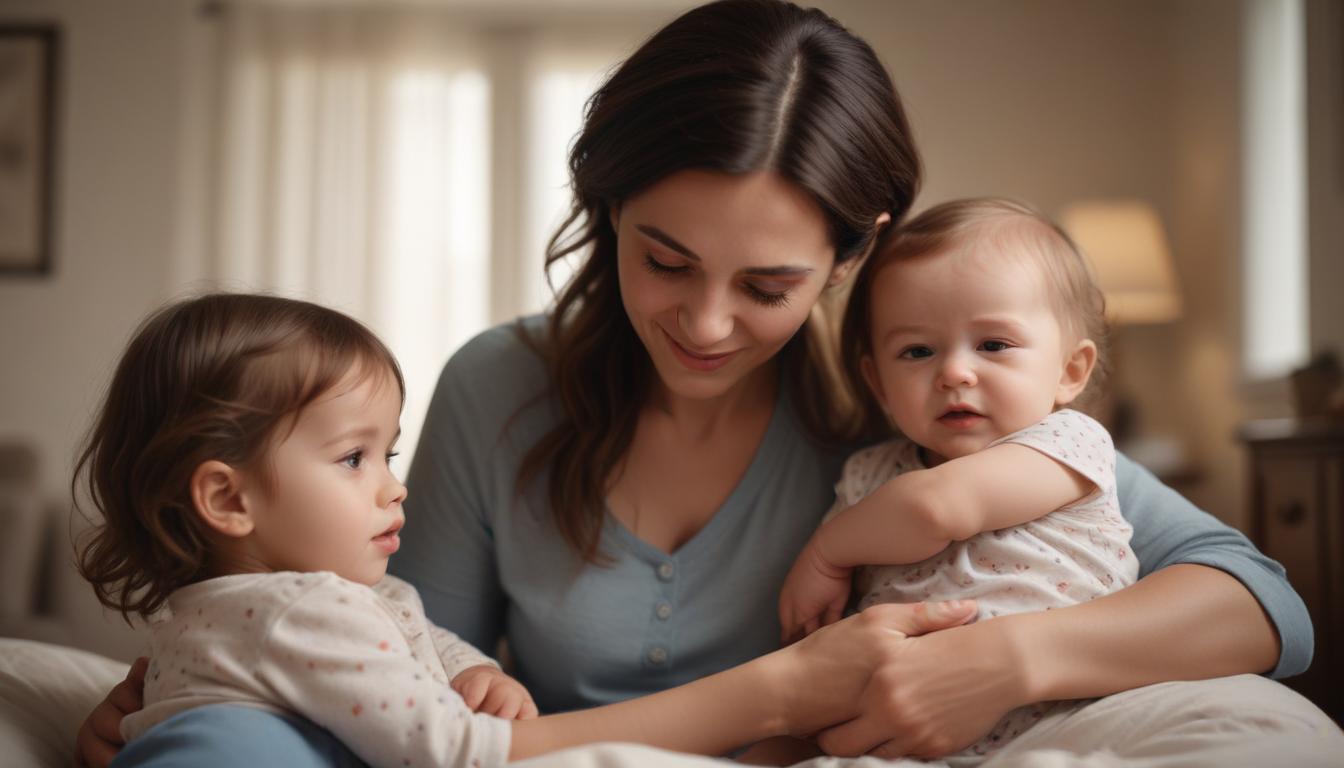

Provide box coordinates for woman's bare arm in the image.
[815,564,1278,759]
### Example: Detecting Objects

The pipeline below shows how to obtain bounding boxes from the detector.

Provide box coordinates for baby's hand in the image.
[778,539,853,644]
[450,665,538,720]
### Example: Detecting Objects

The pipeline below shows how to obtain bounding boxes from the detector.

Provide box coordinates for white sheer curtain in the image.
[205,3,493,469]
[198,3,635,470]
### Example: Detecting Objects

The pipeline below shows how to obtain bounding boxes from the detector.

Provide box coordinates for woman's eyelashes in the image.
[642,253,793,307]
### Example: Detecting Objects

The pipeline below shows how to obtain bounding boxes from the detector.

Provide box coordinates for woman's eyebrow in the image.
[637,225,701,260]
[635,224,815,276]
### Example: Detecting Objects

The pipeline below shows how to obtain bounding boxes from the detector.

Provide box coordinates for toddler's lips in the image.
[373,520,403,555]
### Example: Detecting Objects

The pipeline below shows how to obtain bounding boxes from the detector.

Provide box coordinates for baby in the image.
[780,198,1138,760]
[77,292,918,767]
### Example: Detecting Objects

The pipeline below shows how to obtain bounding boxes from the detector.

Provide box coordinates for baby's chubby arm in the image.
[780,441,1093,640]
[816,442,1095,569]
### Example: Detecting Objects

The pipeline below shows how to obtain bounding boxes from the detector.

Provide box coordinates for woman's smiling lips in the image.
[663,328,738,372]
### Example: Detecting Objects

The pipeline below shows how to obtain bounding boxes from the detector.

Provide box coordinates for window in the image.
[1242,0,1307,380]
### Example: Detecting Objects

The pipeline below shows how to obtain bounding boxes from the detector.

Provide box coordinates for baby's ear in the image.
[190,460,255,538]
[1056,339,1099,407]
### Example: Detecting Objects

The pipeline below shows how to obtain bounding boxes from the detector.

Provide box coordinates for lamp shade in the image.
[1059,200,1182,325]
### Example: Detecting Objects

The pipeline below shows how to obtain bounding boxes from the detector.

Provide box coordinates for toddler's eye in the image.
[980,340,1011,352]
[900,345,933,359]
[385,451,400,465]
[341,451,364,469]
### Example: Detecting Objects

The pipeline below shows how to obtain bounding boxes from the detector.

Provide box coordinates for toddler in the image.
[77,293,915,767]
[779,198,1138,760]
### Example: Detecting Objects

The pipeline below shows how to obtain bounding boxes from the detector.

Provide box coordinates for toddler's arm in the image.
[258,579,511,768]
[816,440,1095,568]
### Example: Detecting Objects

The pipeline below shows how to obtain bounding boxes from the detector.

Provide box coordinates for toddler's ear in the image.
[1056,339,1099,407]
[190,460,255,538]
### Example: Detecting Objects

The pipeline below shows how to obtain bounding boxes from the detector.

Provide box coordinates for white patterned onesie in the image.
[121,572,511,768]
[830,409,1137,761]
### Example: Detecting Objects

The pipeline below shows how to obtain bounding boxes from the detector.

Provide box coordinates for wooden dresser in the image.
[1239,419,1344,722]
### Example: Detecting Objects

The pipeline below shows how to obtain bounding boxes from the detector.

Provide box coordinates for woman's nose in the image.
[678,288,734,348]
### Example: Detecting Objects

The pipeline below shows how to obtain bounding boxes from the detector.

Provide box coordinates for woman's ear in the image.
[608,202,621,234]
[860,355,891,415]
[829,212,891,286]
[1055,339,1099,407]
[190,460,256,538]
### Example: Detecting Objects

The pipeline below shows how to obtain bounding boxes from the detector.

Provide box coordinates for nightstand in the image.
[1239,419,1344,722]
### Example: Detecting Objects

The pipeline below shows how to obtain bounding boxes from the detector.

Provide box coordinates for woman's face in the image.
[612,169,841,403]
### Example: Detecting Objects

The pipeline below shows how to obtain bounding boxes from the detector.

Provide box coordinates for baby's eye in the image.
[385,450,400,466]
[341,451,364,470]
[899,345,933,359]
[979,340,1012,352]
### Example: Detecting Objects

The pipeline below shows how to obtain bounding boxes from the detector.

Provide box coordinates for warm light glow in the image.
[1060,200,1183,325]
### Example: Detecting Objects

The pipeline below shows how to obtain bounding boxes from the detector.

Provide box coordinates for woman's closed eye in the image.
[643,253,689,276]
[743,282,791,308]
[644,253,793,308]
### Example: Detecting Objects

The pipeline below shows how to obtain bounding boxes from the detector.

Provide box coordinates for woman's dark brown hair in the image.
[840,198,1110,443]
[74,293,404,622]
[519,0,922,563]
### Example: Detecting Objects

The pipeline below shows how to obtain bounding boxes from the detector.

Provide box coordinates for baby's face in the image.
[861,242,1079,465]
[243,367,406,586]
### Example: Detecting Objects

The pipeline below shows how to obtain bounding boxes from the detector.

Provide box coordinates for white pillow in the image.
[0,638,129,768]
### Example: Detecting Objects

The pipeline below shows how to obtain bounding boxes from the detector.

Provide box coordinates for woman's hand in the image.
[451,665,539,720]
[73,656,148,768]
[814,612,1031,760]
[778,539,852,643]
[778,600,976,739]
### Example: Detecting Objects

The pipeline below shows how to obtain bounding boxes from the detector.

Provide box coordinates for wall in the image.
[0,0,204,659]
[1308,0,1344,359]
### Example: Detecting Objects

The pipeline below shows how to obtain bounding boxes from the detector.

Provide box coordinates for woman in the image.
[79,1,1335,765]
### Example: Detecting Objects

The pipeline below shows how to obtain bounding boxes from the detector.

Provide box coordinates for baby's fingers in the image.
[454,674,490,710]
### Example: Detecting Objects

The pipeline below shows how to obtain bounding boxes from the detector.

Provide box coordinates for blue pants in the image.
[111,705,365,768]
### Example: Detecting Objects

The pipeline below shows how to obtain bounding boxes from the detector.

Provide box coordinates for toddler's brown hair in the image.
[75,293,404,622]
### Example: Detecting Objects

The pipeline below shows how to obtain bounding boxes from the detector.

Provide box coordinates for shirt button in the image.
[648,646,668,664]
[655,602,672,620]
[657,562,675,581]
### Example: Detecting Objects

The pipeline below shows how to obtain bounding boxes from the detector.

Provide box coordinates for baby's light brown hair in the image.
[74,293,404,622]
[840,197,1109,440]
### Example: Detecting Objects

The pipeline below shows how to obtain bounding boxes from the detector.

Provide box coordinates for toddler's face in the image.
[243,367,406,586]
[862,242,1084,465]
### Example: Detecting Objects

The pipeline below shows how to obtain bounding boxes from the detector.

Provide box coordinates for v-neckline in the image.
[603,383,790,562]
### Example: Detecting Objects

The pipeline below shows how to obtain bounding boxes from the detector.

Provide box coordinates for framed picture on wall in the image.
[0,25,58,276]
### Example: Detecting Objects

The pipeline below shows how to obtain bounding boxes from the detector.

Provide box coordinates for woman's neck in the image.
[646,361,779,443]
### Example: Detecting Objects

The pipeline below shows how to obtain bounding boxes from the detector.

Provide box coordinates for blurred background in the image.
[0,0,1339,696]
